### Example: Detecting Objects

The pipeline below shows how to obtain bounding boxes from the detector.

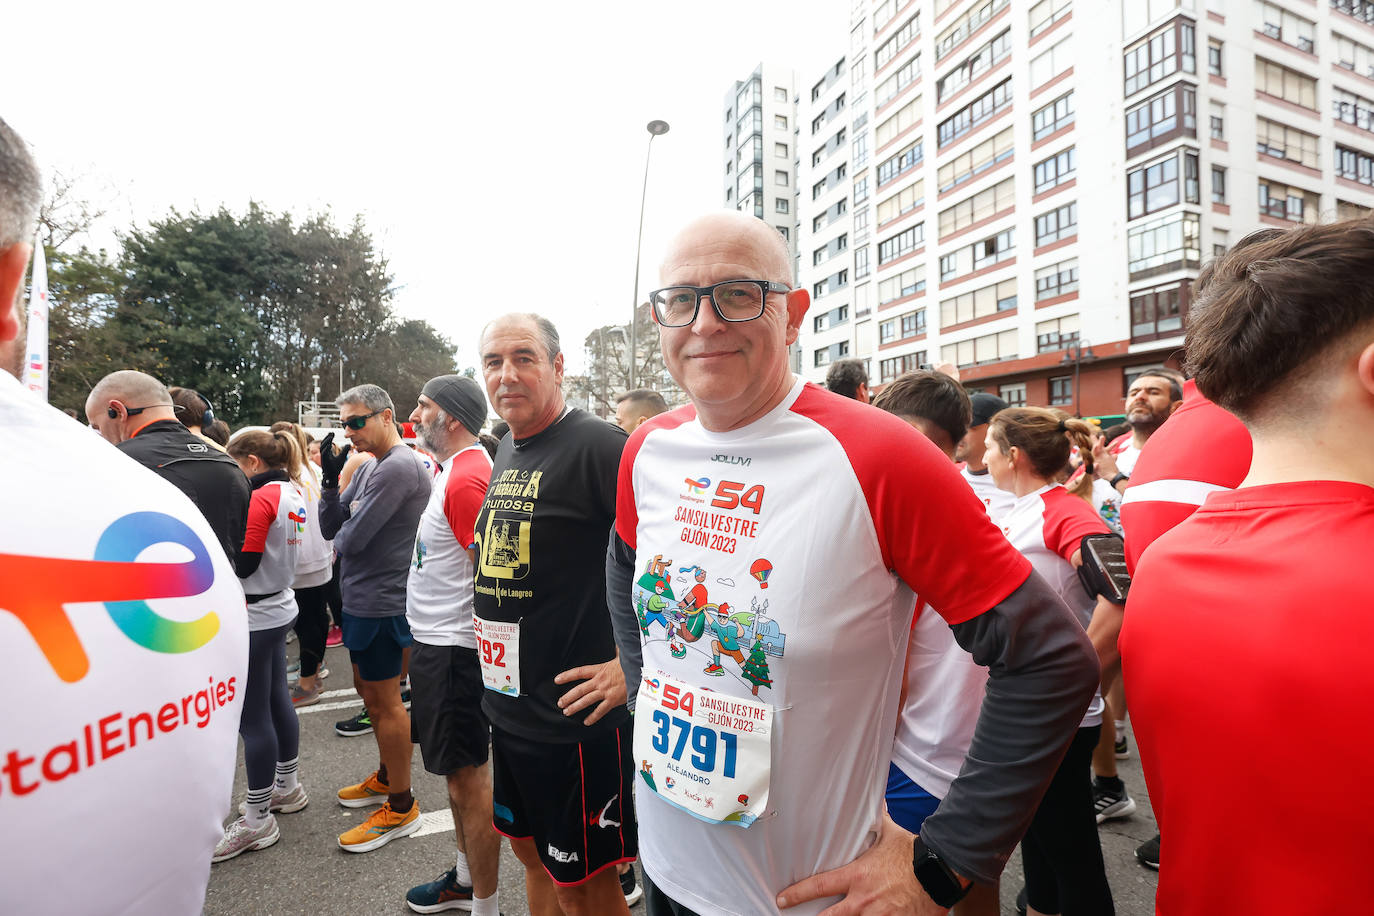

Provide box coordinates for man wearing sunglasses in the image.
[607,211,1098,915]
[319,384,433,854]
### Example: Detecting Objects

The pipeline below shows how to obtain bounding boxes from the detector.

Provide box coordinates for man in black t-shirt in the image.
[473,312,635,916]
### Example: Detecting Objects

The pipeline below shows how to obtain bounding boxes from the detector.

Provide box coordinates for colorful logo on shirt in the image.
[0,511,221,683]
[288,506,307,533]
[684,477,710,495]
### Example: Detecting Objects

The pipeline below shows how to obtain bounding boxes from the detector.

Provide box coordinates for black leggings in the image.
[239,622,300,791]
[1020,725,1115,915]
[325,557,343,628]
[293,584,331,677]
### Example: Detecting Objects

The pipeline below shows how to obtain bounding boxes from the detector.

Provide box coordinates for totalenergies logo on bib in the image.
[0,511,220,683]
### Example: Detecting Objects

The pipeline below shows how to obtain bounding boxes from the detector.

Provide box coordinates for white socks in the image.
[471,893,498,916]
[244,786,273,827]
[275,757,300,792]
[454,849,471,886]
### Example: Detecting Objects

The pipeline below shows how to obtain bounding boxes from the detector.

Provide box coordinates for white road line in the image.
[296,697,364,716]
[413,808,456,839]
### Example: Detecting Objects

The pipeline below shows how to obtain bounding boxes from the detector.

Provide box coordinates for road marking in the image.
[413,808,455,839]
[296,697,364,716]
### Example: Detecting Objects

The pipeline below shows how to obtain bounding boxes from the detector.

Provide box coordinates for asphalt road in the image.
[204,642,1158,915]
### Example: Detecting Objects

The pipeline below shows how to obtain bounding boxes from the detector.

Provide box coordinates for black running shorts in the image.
[409,642,490,775]
[490,719,638,885]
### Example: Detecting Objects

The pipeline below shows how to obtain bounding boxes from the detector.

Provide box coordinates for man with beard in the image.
[401,376,502,915]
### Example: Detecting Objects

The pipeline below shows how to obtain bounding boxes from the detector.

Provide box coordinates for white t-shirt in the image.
[616,379,1033,916]
[406,444,492,648]
[292,464,333,588]
[0,371,249,914]
[997,483,1108,727]
[240,476,304,631]
[961,466,1015,522]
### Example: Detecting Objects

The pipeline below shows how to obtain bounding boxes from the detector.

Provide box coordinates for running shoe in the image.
[338,800,421,853]
[212,815,280,862]
[1092,777,1137,823]
[405,867,474,913]
[239,784,309,815]
[703,663,725,676]
[287,657,302,674]
[335,708,373,737]
[1114,733,1130,759]
[319,665,330,680]
[1015,886,1027,916]
[337,770,390,808]
[326,625,343,647]
[620,866,643,906]
[1135,833,1161,870]
[401,685,412,708]
[291,682,321,707]
[286,629,297,643]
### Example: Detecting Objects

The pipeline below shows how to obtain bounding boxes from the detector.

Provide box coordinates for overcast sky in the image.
[9,1,849,380]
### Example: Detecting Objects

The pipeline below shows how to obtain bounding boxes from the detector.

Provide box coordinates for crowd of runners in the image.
[4,115,1373,916]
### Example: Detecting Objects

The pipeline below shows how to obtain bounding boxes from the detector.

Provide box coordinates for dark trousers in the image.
[1020,724,1115,915]
[292,584,330,677]
[239,622,300,790]
[644,871,703,916]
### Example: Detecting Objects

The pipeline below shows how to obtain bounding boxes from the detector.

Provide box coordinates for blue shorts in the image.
[341,612,412,682]
[886,761,941,834]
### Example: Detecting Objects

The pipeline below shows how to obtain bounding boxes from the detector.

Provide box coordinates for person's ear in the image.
[1357,340,1374,402]
[553,351,565,384]
[783,288,810,347]
[0,242,32,343]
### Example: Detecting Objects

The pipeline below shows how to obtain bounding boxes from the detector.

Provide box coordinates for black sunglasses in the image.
[340,408,386,430]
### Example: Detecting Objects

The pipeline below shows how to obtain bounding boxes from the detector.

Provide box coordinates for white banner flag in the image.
[22,231,49,400]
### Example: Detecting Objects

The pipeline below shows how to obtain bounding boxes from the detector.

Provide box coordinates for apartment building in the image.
[775,0,1374,416]
[723,64,801,260]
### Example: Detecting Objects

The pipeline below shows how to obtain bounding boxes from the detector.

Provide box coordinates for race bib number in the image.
[473,616,520,696]
[633,671,772,827]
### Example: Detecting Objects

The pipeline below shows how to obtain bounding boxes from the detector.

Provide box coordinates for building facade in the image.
[761,0,1374,416]
[723,64,801,259]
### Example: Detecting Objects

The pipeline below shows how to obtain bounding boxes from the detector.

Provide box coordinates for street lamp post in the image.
[630,119,670,392]
[1059,338,1096,417]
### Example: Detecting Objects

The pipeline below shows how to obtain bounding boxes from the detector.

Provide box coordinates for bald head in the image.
[659,211,793,288]
[85,370,176,443]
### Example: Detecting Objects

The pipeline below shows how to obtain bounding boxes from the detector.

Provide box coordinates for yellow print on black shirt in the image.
[477,469,541,581]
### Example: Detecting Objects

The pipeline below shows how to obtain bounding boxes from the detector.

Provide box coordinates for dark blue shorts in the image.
[341,611,412,682]
[886,761,941,834]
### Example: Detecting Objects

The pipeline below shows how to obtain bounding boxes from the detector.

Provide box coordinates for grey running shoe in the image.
[239,784,309,816]
[212,815,280,863]
[1093,777,1137,823]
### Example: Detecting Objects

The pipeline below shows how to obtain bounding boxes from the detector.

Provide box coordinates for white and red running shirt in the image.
[0,370,248,914]
[1121,481,1374,915]
[997,483,1108,727]
[616,379,1031,916]
[961,466,1015,523]
[407,444,493,648]
[291,463,333,589]
[240,474,305,632]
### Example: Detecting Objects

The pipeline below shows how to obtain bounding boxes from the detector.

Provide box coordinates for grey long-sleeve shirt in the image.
[319,444,432,618]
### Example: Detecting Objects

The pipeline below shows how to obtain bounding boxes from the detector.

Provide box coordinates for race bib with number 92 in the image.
[473,616,520,696]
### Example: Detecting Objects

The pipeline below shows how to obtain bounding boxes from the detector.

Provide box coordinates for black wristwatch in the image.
[912,835,970,908]
[1110,472,1130,488]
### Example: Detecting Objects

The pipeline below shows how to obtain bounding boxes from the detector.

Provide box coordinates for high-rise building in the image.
[723,64,801,258]
[779,0,1374,415]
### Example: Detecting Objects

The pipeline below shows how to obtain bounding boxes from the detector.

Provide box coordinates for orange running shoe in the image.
[336,770,389,808]
[338,800,421,853]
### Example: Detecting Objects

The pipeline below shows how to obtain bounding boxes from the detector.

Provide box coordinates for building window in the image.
[879,350,928,382]
[1049,376,1073,406]
[1336,31,1374,79]
[1209,102,1225,140]
[939,177,1016,238]
[1127,149,1199,219]
[940,278,1018,326]
[773,198,788,215]
[877,140,924,186]
[1035,259,1079,300]
[937,78,1014,149]
[854,176,870,205]
[878,223,925,264]
[936,29,1012,104]
[1130,281,1189,342]
[1256,117,1319,169]
[775,142,788,158]
[854,207,871,242]
[901,309,927,337]
[1036,314,1080,353]
[776,170,789,186]
[852,134,869,170]
[1257,178,1320,223]
[876,96,922,149]
[813,269,850,298]
[778,227,789,240]
[878,265,927,304]
[937,126,1015,193]
[1032,91,1075,142]
[877,54,922,107]
[1254,57,1317,110]
[775,86,789,101]
[942,229,1016,281]
[940,328,1018,368]
[1035,201,1078,246]
[813,304,850,333]
[775,115,788,129]
[1333,87,1374,135]
[1334,0,1374,25]
[1125,84,1196,156]
[855,247,871,279]
[1208,38,1223,76]
[1123,16,1196,97]
[813,341,851,367]
[1338,199,1373,219]
[935,0,1010,61]
[1033,147,1076,194]
[1337,144,1374,186]
[1030,35,1073,88]
[1212,165,1226,204]
[1029,0,1071,38]
[876,179,925,224]
[875,12,921,70]
[1128,212,1200,279]
[1000,382,1027,406]
[1256,0,1316,54]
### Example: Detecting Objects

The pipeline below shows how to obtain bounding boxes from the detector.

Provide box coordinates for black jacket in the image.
[117,420,251,562]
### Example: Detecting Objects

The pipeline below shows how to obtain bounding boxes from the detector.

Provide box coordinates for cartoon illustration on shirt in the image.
[634,558,676,635]
[477,468,540,581]
[672,564,711,642]
[749,557,772,588]
[741,635,773,695]
[413,536,428,570]
[639,760,657,792]
[704,603,745,676]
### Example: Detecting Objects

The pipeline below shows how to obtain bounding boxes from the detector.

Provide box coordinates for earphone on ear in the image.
[196,392,215,428]
[107,406,119,420]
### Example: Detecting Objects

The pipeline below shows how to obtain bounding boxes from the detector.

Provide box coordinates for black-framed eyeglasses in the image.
[648,279,791,328]
[339,408,386,430]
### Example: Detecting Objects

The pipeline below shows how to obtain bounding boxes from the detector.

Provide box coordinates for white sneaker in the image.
[213,815,280,863]
[239,784,309,816]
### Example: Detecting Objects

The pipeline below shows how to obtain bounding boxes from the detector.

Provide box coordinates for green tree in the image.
[44,245,128,413]
[567,303,681,418]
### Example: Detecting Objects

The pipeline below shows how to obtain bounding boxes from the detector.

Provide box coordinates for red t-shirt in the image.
[1121,481,1374,914]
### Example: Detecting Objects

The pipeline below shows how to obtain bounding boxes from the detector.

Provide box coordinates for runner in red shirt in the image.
[1121,218,1374,914]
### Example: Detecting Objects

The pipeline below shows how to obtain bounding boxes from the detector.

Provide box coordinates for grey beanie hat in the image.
[421,375,488,436]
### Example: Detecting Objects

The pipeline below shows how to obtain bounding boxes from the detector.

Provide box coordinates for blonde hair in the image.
[268,421,311,485]
[228,428,302,476]
[988,407,1097,500]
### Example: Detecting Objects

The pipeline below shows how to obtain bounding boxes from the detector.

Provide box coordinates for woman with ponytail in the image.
[983,407,1117,916]
[270,421,335,705]
[213,429,310,862]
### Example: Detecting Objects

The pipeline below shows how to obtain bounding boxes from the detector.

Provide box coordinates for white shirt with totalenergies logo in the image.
[997,483,1108,727]
[615,378,1031,916]
[240,475,304,632]
[0,370,249,915]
